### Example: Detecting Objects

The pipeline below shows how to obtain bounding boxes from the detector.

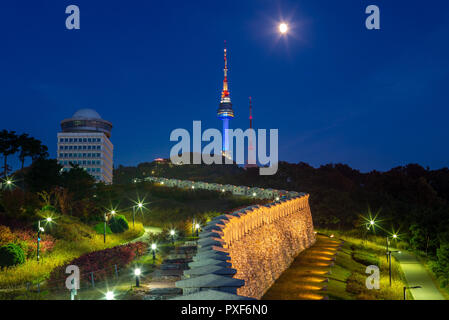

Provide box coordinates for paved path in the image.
[392,251,445,300]
[130,226,162,243]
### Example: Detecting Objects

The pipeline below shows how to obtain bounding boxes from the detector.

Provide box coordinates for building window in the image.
[60,138,64,142]
[83,138,87,142]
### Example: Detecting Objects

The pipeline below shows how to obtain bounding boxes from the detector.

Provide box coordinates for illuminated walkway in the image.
[392,251,445,300]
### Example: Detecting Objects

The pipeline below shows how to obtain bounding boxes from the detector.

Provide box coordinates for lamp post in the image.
[134,268,141,287]
[387,250,399,286]
[403,286,421,300]
[151,243,157,264]
[37,217,52,261]
[170,229,175,245]
[195,223,200,237]
[132,202,143,229]
[105,291,115,300]
[386,234,397,263]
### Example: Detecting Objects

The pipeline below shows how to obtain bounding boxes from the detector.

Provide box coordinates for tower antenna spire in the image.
[221,40,230,103]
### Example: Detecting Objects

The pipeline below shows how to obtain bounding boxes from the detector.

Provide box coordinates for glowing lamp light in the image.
[134,268,141,276]
[105,291,115,300]
[276,197,280,201]
[252,192,256,197]
[111,210,116,215]
[195,223,200,230]
[370,220,375,225]
[170,230,175,236]
[192,186,195,189]
[46,217,52,222]
[6,180,12,185]
[279,23,288,34]
[393,234,398,239]
[222,189,225,193]
[161,182,164,185]
[138,203,143,208]
[151,243,157,250]
[39,227,45,232]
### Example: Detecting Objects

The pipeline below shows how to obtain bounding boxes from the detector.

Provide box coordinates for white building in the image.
[57,109,113,184]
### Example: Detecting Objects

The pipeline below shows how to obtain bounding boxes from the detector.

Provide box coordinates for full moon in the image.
[279,23,288,34]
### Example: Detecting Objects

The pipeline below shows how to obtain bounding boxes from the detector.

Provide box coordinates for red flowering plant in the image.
[0,225,56,259]
[48,242,148,288]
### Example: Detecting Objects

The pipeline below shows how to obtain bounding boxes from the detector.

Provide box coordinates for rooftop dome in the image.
[72,108,102,119]
[61,108,112,138]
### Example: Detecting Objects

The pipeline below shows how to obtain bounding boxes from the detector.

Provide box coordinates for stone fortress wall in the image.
[140,176,316,300]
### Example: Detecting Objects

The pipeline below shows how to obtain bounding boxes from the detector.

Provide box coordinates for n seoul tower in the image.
[217,41,235,159]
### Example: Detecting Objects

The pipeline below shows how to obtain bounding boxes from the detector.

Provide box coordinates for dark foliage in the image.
[0,243,25,267]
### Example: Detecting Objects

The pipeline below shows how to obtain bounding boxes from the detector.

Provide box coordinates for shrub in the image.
[0,226,15,246]
[48,242,148,286]
[109,215,129,233]
[439,277,448,288]
[0,243,26,267]
[94,222,112,235]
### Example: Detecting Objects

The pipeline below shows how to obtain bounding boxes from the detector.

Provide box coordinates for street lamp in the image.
[387,250,399,286]
[279,22,288,34]
[195,223,200,237]
[151,243,157,264]
[403,286,421,300]
[37,217,52,261]
[170,229,176,245]
[132,202,144,229]
[105,291,115,300]
[134,268,141,287]
[386,234,398,262]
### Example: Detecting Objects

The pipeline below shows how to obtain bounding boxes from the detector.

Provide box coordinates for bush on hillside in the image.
[48,242,148,286]
[94,222,112,235]
[109,215,129,233]
[0,243,26,267]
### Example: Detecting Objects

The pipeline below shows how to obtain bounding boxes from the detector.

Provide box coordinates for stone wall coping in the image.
[175,274,245,289]
[170,290,254,300]
[188,259,233,268]
[197,237,224,245]
[197,244,228,253]
[198,240,225,248]
[184,265,237,277]
[199,231,224,238]
[193,251,230,261]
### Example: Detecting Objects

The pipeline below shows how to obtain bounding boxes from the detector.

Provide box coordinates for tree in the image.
[18,134,49,170]
[24,158,62,193]
[436,242,449,280]
[61,164,96,201]
[0,130,20,178]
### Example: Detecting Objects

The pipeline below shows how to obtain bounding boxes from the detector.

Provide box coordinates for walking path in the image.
[392,251,445,300]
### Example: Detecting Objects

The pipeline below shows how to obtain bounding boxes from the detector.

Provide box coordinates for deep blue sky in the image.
[1,0,448,172]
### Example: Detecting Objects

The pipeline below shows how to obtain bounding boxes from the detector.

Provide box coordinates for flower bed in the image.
[48,241,148,287]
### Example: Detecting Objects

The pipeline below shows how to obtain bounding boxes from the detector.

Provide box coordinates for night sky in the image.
[1,0,448,172]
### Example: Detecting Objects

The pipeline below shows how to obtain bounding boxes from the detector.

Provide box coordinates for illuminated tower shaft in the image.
[246,97,257,168]
[217,41,234,158]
